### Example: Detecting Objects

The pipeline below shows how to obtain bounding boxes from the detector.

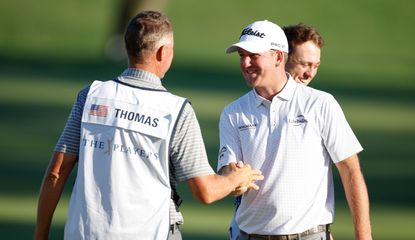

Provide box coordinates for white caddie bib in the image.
[64,80,186,240]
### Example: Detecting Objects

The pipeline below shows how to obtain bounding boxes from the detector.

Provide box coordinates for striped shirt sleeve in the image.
[54,86,90,154]
[170,102,215,182]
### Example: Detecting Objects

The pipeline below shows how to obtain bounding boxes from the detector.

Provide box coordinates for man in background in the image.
[284,23,324,85]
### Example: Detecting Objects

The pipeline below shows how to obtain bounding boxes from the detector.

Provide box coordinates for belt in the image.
[240,224,330,240]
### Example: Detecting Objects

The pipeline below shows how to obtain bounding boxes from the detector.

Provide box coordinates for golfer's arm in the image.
[336,154,372,240]
[34,152,77,240]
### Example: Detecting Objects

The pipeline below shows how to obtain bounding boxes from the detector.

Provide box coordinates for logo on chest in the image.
[287,114,307,125]
[238,123,258,131]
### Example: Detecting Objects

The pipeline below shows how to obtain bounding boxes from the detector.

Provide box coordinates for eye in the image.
[251,54,260,60]
[296,62,308,68]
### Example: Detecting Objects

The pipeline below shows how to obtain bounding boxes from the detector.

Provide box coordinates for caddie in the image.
[33,11,263,240]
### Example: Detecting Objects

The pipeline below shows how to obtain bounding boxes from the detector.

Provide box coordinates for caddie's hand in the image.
[231,163,263,195]
[230,161,249,196]
[238,161,263,190]
[236,160,244,168]
[230,179,262,196]
[230,185,247,196]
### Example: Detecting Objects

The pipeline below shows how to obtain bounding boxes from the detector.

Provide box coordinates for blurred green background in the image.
[1,0,414,239]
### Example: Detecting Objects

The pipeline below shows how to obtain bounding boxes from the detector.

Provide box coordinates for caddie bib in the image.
[64,80,187,240]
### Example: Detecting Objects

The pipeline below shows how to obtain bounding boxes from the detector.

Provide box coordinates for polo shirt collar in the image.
[252,74,297,107]
[253,89,266,107]
[277,74,296,101]
[117,68,166,90]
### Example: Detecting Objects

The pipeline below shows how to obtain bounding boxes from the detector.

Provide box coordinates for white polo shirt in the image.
[218,76,363,235]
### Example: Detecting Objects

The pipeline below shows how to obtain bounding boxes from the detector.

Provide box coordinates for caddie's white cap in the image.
[226,20,289,54]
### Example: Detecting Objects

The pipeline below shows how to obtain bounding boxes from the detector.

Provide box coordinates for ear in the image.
[275,51,284,66]
[156,44,166,62]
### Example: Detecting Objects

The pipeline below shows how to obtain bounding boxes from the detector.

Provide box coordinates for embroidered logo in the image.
[288,114,307,125]
[238,123,257,131]
[218,146,227,160]
[271,42,286,49]
[240,28,266,38]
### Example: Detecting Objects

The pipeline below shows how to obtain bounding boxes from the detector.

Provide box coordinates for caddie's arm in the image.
[34,152,78,240]
[336,154,372,240]
[187,164,263,204]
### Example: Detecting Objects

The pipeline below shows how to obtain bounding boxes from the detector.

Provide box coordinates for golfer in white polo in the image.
[218,20,372,240]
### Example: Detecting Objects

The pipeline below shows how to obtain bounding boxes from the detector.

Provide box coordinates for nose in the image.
[309,67,318,79]
[240,55,251,68]
[305,65,318,80]
[304,67,312,78]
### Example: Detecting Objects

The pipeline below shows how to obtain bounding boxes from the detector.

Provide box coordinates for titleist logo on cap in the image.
[240,27,266,38]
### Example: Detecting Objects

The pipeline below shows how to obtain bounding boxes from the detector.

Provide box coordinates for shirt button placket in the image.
[271,104,277,128]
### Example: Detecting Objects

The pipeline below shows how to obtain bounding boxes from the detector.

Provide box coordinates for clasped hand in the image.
[228,161,264,196]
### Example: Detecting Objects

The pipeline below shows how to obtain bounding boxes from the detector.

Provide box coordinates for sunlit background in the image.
[0,0,414,239]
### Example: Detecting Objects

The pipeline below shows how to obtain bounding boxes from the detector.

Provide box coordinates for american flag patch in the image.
[89,104,108,117]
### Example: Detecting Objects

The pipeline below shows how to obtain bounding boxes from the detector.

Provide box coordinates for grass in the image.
[0,0,414,239]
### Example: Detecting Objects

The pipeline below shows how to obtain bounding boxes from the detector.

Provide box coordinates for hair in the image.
[282,23,324,56]
[124,11,173,62]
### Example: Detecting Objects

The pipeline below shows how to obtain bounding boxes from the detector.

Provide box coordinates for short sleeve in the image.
[320,94,363,163]
[54,86,90,154]
[217,108,241,171]
[170,103,214,182]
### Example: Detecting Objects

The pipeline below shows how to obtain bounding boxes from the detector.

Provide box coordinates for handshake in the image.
[220,161,264,196]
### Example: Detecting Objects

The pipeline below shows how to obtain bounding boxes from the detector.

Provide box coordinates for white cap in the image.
[226,20,289,54]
